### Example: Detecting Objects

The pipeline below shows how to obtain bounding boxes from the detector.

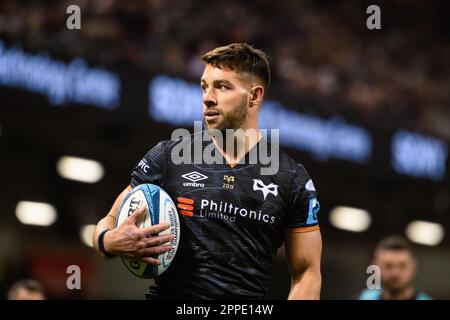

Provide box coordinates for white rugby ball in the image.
[116,183,180,278]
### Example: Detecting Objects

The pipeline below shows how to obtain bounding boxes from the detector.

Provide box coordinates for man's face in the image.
[200,64,251,132]
[374,249,416,293]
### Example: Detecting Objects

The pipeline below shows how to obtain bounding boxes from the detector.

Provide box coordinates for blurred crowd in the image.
[0,0,449,139]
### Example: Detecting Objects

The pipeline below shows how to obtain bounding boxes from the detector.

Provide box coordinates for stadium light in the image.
[80,224,96,247]
[406,220,444,246]
[16,201,57,226]
[57,156,104,183]
[329,206,371,232]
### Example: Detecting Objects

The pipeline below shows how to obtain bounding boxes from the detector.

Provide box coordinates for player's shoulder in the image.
[269,143,317,193]
[141,139,170,158]
[358,289,382,300]
[358,289,433,300]
[275,142,310,177]
[415,292,433,300]
[138,139,178,166]
[167,131,203,147]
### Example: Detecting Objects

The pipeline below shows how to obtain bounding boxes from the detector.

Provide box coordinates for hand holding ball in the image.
[112,184,181,278]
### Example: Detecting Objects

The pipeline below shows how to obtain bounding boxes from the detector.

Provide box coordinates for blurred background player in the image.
[359,236,432,300]
[7,279,46,300]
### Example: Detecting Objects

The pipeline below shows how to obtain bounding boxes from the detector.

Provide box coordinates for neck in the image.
[382,286,416,300]
[212,125,261,165]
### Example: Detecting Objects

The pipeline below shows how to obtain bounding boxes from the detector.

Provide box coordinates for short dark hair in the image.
[375,235,413,253]
[7,279,46,300]
[202,43,271,92]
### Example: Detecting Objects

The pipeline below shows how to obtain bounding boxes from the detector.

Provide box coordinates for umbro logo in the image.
[253,179,279,200]
[182,171,208,182]
[182,171,208,187]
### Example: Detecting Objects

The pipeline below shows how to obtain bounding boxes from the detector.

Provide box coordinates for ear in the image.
[249,85,264,108]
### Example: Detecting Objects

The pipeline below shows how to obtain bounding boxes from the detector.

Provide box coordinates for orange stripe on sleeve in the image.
[286,225,320,233]
[177,203,194,211]
[177,197,194,205]
[179,210,194,217]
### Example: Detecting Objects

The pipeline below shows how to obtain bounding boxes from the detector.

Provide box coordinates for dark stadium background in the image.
[0,0,449,299]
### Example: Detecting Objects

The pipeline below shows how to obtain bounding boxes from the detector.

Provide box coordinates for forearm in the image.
[92,186,130,253]
[92,214,116,252]
[288,269,321,300]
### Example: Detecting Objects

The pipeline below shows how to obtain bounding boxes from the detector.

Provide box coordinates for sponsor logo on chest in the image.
[181,171,208,187]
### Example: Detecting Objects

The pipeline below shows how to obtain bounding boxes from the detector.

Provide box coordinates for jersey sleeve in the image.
[130,141,168,188]
[285,164,320,233]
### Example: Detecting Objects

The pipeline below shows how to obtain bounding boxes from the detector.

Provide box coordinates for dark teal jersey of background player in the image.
[130,132,320,299]
[359,289,432,300]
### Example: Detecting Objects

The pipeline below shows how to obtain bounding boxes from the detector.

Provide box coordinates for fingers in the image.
[114,216,174,263]
[140,245,172,257]
[127,204,146,224]
[140,222,171,237]
[142,256,160,265]
[144,234,175,247]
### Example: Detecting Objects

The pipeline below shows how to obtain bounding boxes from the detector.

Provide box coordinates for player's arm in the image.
[285,229,322,300]
[92,185,173,265]
[92,186,131,252]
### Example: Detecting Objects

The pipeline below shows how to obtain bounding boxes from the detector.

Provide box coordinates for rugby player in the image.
[92,43,322,299]
[359,236,431,300]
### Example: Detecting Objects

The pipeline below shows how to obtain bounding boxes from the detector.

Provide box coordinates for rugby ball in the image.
[116,184,180,278]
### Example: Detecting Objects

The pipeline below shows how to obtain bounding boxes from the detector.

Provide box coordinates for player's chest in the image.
[162,165,287,220]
